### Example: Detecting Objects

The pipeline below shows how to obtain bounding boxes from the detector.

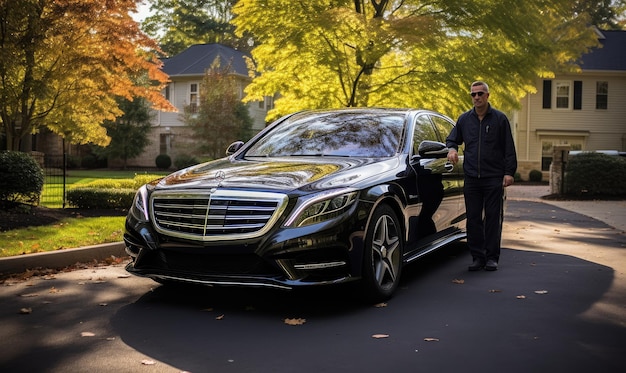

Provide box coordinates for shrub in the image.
[528,169,543,182]
[81,154,99,169]
[564,153,626,197]
[66,188,136,209]
[73,174,164,190]
[174,154,199,170]
[132,174,164,188]
[514,172,522,182]
[155,154,172,169]
[0,151,44,206]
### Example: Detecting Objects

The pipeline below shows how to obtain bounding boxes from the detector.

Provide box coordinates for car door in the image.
[408,114,448,242]
[429,114,465,227]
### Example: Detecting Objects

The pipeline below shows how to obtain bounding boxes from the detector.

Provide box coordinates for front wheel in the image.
[360,204,403,303]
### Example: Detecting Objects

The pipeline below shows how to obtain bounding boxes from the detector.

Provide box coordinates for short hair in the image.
[471,81,489,93]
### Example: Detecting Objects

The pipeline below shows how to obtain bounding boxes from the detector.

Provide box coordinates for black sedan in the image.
[124,108,466,302]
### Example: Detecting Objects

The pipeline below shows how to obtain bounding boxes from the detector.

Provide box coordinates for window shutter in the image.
[573,81,582,110]
[542,80,551,109]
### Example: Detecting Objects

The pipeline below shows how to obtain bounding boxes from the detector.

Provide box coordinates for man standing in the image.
[446,81,517,271]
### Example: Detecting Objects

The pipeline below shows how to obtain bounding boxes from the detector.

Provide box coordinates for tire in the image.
[360,204,403,303]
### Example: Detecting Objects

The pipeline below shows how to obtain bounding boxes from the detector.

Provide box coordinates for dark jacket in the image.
[446,105,517,179]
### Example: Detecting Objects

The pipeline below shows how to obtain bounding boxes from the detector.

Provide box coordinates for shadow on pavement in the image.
[111,239,624,373]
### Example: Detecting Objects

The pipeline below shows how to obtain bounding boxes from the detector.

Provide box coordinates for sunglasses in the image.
[470,91,486,97]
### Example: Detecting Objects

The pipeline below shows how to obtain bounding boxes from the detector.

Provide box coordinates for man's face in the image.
[470,85,489,109]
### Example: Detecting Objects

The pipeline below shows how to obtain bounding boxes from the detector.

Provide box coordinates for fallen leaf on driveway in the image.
[424,338,439,342]
[284,318,306,325]
[372,334,389,339]
[81,332,95,337]
[452,279,465,284]
[141,359,156,365]
[534,290,548,294]
[516,295,526,299]
[216,314,225,320]
[374,302,387,308]
[19,308,32,314]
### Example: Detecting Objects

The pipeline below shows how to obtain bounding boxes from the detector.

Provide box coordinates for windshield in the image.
[246,111,405,157]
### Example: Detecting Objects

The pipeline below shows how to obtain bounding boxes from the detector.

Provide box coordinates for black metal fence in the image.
[40,154,67,208]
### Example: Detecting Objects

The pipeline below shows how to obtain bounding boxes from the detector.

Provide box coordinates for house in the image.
[512,29,626,180]
[116,43,273,168]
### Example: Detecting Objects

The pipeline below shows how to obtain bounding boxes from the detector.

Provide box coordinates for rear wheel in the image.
[360,204,403,303]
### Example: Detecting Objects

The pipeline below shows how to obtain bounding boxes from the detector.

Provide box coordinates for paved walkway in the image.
[507,184,626,233]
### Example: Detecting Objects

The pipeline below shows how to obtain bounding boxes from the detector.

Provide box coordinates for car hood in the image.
[154,157,400,193]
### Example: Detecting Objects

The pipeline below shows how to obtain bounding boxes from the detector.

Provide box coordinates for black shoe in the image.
[485,260,498,271]
[468,259,485,271]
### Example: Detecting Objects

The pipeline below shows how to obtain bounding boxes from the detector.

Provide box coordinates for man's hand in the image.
[503,175,514,187]
[447,149,458,165]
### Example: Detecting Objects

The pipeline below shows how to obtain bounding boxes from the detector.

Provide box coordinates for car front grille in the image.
[150,190,288,241]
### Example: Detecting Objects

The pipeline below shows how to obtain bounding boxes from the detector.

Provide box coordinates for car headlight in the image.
[285,189,358,228]
[130,185,150,222]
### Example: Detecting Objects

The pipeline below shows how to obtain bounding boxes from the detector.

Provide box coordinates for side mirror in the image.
[417,141,449,159]
[226,141,244,156]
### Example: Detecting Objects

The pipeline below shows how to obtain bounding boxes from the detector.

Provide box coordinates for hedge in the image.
[66,174,163,209]
[564,153,626,197]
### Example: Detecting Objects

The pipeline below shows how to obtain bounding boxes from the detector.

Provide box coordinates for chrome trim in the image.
[293,261,347,270]
[151,274,292,290]
[149,189,289,241]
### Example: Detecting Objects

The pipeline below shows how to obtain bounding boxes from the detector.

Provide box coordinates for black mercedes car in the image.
[124,108,466,302]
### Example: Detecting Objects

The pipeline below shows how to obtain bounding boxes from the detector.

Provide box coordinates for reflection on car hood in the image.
[155,157,400,192]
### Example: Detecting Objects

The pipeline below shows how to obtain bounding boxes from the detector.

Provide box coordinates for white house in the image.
[513,29,626,179]
[119,43,273,168]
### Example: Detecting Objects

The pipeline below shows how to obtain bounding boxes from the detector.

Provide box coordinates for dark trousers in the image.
[463,176,504,263]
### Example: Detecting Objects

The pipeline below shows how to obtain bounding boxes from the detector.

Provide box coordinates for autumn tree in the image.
[232,0,600,121]
[141,0,247,56]
[0,0,173,151]
[182,60,253,159]
[94,97,153,170]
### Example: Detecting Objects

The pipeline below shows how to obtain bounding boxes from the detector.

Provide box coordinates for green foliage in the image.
[232,0,600,121]
[141,0,245,56]
[93,97,153,169]
[514,172,522,182]
[155,154,172,169]
[564,153,626,197]
[0,151,44,206]
[73,174,163,190]
[182,62,254,159]
[174,154,200,170]
[65,174,164,209]
[529,170,543,182]
[66,188,136,209]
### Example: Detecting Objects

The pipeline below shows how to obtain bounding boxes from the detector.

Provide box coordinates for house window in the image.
[258,99,265,109]
[596,81,608,110]
[189,83,198,113]
[555,81,570,109]
[164,84,170,101]
[160,133,173,154]
[266,96,274,110]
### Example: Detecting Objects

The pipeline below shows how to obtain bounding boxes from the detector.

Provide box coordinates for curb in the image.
[0,242,126,277]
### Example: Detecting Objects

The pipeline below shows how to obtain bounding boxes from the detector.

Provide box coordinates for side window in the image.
[413,115,438,155]
[431,115,463,156]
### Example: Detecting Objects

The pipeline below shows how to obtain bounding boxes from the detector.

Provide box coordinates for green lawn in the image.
[0,216,126,258]
[1,169,170,257]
